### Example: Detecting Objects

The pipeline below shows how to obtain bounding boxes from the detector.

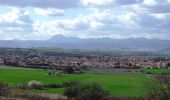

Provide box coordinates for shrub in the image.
[48,70,56,76]
[15,83,27,90]
[161,72,169,75]
[63,81,79,87]
[64,82,110,100]
[0,82,10,96]
[44,81,79,89]
[48,71,52,76]
[44,83,63,88]
[0,82,6,96]
[146,72,152,74]
[64,67,74,74]
[140,70,144,73]
[64,86,80,98]
[27,80,43,90]
[144,75,170,100]
[76,84,109,100]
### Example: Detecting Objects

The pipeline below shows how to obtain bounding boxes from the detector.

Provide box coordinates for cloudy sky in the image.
[0,0,170,40]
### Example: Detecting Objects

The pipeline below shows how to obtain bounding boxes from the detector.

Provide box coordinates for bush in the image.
[64,82,110,100]
[63,81,79,87]
[27,80,43,90]
[76,85,110,100]
[0,82,10,96]
[161,72,169,75]
[144,75,170,100]
[146,72,152,74]
[64,67,74,74]
[15,83,27,90]
[0,82,6,96]
[44,81,79,89]
[48,71,52,76]
[140,70,144,73]
[44,83,63,88]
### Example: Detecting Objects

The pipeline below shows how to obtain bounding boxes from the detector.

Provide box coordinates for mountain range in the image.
[0,35,170,52]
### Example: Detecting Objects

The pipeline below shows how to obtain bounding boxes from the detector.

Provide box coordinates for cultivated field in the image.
[141,68,170,74]
[0,66,153,97]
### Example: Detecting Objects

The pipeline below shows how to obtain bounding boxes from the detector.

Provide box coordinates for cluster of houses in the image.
[0,49,170,69]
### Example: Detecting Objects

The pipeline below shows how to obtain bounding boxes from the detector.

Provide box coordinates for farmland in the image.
[0,66,152,97]
[141,68,170,74]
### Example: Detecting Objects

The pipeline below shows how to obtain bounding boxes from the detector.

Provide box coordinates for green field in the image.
[0,67,154,97]
[141,68,170,74]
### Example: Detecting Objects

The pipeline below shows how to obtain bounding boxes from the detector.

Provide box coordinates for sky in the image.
[0,0,170,40]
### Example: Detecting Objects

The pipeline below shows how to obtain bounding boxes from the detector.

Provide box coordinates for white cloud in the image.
[0,8,20,23]
[143,0,157,6]
[0,0,170,40]
[90,21,103,30]
[151,13,170,20]
[0,8,32,24]
[81,0,113,7]
[81,0,140,7]
[139,0,170,13]
[0,7,33,40]
[0,0,80,9]
[28,7,170,40]
[34,8,65,16]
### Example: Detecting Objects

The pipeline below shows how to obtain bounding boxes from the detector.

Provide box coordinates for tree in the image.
[64,67,74,74]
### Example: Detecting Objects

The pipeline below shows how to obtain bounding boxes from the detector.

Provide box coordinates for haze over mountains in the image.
[0,35,170,52]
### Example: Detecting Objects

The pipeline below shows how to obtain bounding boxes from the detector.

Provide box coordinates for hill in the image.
[0,35,170,52]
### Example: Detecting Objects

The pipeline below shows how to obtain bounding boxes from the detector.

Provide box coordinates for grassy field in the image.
[141,68,170,74]
[0,67,153,97]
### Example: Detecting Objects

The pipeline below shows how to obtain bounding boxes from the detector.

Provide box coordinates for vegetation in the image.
[28,80,43,90]
[0,82,10,97]
[0,82,59,100]
[141,68,170,74]
[143,75,170,100]
[0,67,152,97]
[64,82,110,100]
[0,65,170,100]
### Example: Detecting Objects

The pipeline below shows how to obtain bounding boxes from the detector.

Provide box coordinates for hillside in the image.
[0,35,170,52]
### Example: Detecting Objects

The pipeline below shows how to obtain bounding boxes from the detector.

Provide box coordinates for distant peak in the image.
[52,34,66,38]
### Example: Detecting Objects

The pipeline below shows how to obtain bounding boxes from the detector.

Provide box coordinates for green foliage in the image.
[64,82,109,100]
[0,67,152,96]
[141,68,170,74]
[0,82,10,96]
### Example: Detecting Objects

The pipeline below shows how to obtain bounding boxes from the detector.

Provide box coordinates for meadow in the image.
[0,66,154,97]
[141,68,170,74]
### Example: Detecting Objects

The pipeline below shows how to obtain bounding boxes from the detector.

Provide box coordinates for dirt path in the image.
[34,93,67,100]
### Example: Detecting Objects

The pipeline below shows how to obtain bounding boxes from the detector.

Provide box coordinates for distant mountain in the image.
[0,35,170,52]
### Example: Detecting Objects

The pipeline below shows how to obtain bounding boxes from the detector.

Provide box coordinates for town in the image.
[0,48,170,70]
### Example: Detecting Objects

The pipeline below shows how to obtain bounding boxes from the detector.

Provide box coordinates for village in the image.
[0,48,170,70]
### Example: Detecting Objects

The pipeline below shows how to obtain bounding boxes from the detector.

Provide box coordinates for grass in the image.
[141,68,170,74]
[0,66,153,97]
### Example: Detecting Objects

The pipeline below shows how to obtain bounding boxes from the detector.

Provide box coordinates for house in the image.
[0,59,4,65]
